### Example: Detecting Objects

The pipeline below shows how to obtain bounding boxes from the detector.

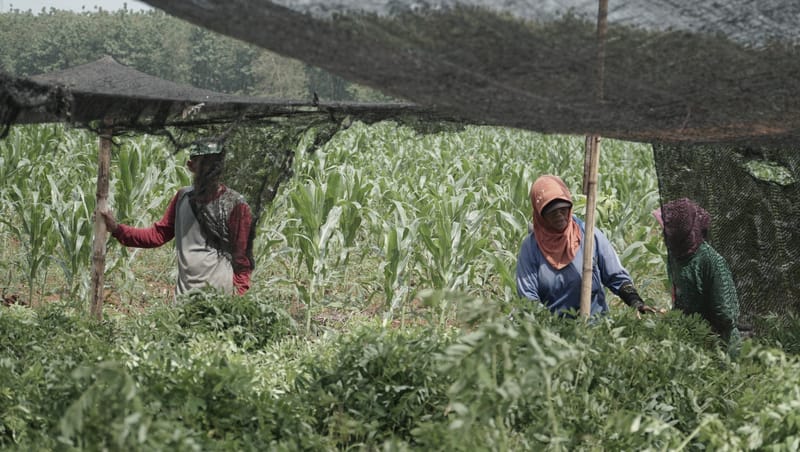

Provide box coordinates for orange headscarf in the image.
[530,175,581,270]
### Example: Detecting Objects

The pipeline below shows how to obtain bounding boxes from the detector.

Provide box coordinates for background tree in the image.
[305,66,355,101]
[0,8,398,101]
[188,27,258,94]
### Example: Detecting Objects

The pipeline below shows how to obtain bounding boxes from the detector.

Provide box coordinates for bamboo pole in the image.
[579,0,608,317]
[579,135,601,317]
[90,121,112,320]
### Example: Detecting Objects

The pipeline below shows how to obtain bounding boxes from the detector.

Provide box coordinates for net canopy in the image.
[6,55,456,133]
[654,143,800,329]
[141,0,800,144]
[0,55,463,221]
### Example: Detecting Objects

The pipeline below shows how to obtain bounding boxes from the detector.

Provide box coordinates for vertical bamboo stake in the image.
[580,0,608,317]
[90,121,112,320]
[580,135,601,317]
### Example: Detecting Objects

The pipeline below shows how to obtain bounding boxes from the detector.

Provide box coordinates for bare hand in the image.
[97,208,119,233]
[638,304,660,314]
[634,303,665,319]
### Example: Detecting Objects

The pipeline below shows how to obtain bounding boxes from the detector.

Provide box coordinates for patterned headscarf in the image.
[529,175,581,270]
[658,198,711,259]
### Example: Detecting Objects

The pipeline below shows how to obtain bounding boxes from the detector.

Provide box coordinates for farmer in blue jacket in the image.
[516,175,657,317]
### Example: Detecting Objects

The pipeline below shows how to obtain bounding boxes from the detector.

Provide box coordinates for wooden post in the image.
[90,121,112,320]
[580,135,601,317]
[580,0,608,317]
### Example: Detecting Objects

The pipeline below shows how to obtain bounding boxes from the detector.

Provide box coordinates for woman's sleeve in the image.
[516,236,540,301]
[228,202,254,295]
[705,252,740,345]
[112,191,179,248]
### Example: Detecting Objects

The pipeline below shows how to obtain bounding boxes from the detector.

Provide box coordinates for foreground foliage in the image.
[2,295,800,450]
[3,124,797,450]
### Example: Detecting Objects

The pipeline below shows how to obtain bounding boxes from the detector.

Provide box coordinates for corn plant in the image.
[283,147,376,332]
[0,125,63,305]
[286,175,344,333]
[331,166,375,267]
[112,138,189,223]
[104,136,191,286]
[2,186,58,306]
[48,179,95,299]
[415,192,489,328]
[41,131,97,300]
[380,201,420,327]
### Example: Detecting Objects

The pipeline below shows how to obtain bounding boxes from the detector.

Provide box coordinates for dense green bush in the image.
[0,304,116,447]
[0,294,307,450]
[295,326,453,448]
[4,294,800,450]
[173,290,297,350]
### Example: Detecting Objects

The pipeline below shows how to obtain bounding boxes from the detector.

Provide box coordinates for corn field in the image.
[0,122,667,317]
[261,121,669,330]
[0,125,189,307]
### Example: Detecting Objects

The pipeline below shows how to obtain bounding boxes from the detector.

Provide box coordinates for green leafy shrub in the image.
[751,311,800,355]
[423,302,753,450]
[173,290,295,350]
[0,303,116,448]
[295,326,453,448]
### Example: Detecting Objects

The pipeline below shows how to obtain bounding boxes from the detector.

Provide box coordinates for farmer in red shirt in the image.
[100,141,254,296]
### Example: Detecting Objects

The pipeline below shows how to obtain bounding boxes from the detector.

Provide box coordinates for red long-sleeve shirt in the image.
[112,186,253,295]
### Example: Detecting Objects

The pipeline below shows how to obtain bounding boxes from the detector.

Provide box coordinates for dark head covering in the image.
[542,199,573,215]
[658,198,711,259]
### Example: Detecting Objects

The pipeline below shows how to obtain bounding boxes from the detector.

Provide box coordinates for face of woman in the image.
[542,206,571,232]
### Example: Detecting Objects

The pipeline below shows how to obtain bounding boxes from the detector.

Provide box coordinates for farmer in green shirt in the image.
[654,198,741,357]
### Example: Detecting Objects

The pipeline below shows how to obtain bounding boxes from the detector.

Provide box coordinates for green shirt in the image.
[669,241,741,355]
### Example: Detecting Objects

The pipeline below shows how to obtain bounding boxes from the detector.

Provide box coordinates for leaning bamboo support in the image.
[580,135,601,317]
[90,122,112,320]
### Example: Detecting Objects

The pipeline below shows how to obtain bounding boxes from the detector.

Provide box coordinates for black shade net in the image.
[141,0,800,144]
[1,56,462,221]
[654,142,800,331]
[12,56,457,132]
